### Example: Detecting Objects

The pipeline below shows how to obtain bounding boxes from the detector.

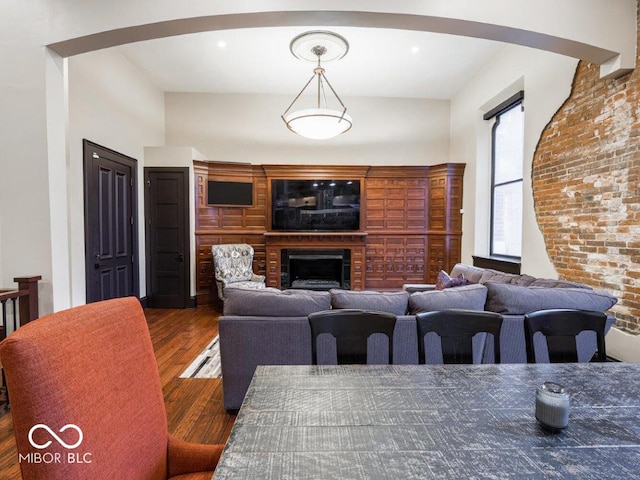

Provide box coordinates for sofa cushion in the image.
[223,287,331,316]
[479,270,522,285]
[449,263,593,289]
[449,263,528,285]
[449,264,486,284]
[516,274,538,287]
[408,284,488,314]
[527,278,592,289]
[330,289,409,316]
[484,282,617,315]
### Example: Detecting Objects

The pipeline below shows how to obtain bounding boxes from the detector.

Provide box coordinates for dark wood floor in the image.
[0,305,235,479]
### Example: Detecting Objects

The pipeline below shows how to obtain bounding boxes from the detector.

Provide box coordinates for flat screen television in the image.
[271,179,360,231]
[207,180,253,206]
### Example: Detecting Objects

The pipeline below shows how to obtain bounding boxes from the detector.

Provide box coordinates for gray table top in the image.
[214,363,640,479]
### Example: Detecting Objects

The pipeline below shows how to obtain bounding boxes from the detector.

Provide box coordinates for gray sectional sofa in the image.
[218,263,617,411]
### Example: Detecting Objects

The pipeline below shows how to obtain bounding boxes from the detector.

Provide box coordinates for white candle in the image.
[535,381,570,431]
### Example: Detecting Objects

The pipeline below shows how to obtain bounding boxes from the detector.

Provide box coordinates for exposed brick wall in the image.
[532,3,640,332]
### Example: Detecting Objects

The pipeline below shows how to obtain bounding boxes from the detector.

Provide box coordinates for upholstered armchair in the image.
[0,297,224,480]
[212,243,265,300]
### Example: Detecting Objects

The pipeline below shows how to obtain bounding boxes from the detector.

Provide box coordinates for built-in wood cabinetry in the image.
[194,161,465,305]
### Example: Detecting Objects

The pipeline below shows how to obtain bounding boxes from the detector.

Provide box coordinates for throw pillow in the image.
[484,282,617,314]
[408,283,488,314]
[435,270,470,290]
[330,289,409,316]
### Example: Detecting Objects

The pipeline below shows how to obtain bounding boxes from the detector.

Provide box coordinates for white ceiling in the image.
[117,26,506,100]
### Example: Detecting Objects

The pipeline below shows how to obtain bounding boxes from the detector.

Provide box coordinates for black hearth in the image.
[281,249,351,290]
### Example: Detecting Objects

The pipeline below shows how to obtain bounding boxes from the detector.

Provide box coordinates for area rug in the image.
[179,335,222,378]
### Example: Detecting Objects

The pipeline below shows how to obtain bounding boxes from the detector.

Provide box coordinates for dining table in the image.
[213,362,640,479]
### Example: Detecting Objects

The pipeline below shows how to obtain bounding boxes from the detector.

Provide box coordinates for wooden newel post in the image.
[13,276,41,326]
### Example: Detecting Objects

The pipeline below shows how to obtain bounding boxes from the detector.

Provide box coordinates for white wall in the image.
[0,4,54,312]
[450,45,578,279]
[165,93,450,165]
[607,328,640,362]
[67,48,165,306]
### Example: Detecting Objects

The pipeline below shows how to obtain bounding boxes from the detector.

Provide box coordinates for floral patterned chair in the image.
[212,243,266,300]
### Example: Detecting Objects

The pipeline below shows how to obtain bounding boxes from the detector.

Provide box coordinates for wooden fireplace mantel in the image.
[264,231,368,290]
[194,162,465,305]
[264,232,368,238]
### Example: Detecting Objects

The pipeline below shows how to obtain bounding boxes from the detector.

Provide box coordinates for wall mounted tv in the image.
[271,179,360,231]
[207,180,253,206]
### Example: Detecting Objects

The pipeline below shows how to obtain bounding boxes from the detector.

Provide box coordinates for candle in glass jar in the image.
[535,382,570,431]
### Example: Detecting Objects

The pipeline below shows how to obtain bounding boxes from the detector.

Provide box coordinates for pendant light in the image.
[281,31,352,140]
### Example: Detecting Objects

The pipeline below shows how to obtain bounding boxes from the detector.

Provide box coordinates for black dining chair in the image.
[524,309,607,363]
[308,309,397,365]
[416,309,504,364]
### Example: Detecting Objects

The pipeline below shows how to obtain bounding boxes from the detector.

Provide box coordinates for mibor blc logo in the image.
[20,424,93,465]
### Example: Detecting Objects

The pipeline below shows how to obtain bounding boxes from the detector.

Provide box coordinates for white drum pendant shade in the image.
[283,108,353,140]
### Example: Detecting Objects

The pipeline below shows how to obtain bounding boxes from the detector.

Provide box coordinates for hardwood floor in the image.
[0,305,235,479]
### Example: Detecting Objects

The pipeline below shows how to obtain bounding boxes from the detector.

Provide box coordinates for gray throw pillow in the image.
[330,289,409,316]
[223,287,331,316]
[484,282,617,314]
[408,283,488,314]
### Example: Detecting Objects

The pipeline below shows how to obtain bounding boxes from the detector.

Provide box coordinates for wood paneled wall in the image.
[194,161,465,305]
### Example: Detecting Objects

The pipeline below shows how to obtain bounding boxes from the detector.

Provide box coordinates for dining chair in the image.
[0,297,224,480]
[308,309,396,365]
[416,309,504,364]
[524,308,607,363]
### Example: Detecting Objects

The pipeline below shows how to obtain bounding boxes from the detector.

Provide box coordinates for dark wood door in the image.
[145,168,190,308]
[84,140,139,303]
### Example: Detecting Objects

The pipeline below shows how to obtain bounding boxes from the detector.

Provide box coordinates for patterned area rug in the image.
[180,335,222,378]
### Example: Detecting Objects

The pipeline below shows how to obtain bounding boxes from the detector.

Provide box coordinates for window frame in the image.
[485,91,524,260]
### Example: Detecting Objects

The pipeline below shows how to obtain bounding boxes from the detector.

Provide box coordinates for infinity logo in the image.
[28,424,83,450]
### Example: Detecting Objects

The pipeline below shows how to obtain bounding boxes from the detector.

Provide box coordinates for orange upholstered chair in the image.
[0,297,224,480]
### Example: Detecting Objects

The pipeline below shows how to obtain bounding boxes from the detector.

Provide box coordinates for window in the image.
[485,92,524,258]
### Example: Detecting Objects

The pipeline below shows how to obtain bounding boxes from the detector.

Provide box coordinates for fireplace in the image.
[281,249,350,290]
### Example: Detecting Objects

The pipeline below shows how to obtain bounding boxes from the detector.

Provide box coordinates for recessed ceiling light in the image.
[217,40,227,49]
[411,46,420,54]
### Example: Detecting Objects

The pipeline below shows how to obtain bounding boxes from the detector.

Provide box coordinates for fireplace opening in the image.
[281,249,350,290]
